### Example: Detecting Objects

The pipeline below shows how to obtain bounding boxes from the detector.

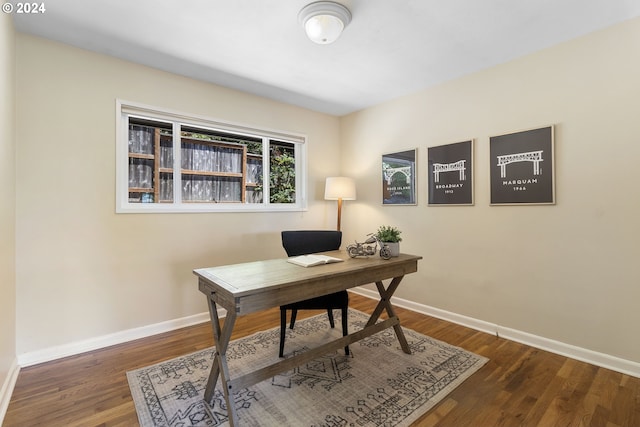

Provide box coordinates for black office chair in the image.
[279,230,349,358]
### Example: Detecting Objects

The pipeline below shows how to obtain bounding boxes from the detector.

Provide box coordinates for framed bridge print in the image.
[382,149,417,205]
[428,140,474,205]
[490,126,555,205]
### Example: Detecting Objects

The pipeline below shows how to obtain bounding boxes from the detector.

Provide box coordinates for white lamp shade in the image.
[324,177,356,200]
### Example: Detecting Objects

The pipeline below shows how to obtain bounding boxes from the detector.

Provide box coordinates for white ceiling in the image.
[12,0,640,116]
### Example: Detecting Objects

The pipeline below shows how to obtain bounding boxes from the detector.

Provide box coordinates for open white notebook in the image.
[287,254,344,268]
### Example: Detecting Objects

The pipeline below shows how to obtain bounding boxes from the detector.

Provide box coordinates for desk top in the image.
[195,251,422,314]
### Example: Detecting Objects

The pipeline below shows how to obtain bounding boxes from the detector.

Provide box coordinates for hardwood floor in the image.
[5,292,640,426]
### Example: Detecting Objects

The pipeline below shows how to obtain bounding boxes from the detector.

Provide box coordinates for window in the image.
[116,101,307,213]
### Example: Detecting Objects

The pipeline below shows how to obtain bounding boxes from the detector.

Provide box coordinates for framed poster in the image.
[382,149,417,205]
[428,140,474,205]
[490,126,555,205]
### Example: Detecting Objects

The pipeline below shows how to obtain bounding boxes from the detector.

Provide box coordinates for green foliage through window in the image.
[269,142,296,203]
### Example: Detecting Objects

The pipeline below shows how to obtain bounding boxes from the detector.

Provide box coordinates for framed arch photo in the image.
[382,149,417,205]
[428,140,474,206]
[490,125,555,205]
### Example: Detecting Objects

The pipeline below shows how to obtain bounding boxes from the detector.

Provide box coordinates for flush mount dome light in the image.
[299,1,352,44]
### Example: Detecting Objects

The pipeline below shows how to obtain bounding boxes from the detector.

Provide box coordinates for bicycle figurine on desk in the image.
[347,233,392,260]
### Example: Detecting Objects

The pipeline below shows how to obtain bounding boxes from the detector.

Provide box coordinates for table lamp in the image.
[324,177,356,231]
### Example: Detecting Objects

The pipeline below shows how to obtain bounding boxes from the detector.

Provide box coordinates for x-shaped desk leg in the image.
[366,276,411,354]
[204,296,240,426]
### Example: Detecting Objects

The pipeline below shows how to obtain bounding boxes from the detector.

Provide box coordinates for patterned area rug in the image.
[127,309,488,426]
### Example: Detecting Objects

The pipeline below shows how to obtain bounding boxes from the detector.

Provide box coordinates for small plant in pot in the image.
[376,225,402,257]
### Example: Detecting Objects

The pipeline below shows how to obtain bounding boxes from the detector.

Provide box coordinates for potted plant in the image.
[376,225,402,257]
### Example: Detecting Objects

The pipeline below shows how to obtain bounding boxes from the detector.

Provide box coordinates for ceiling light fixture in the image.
[299,1,352,45]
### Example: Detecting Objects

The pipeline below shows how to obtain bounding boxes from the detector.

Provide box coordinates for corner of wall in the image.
[0,10,18,421]
[0,358,19,425]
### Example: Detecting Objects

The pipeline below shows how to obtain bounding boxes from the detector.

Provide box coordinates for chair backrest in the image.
[281,230,342,257]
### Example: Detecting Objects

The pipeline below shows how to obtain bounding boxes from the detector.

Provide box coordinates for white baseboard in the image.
[350,287,640,378]
[0,357,20,425]
[17,311,212,367]
[496,325,640,378]
[14,289,640,379]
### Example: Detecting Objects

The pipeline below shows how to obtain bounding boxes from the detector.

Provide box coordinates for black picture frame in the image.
[382,149,417,205]
[490,126,555,205]
[428,140,474,205]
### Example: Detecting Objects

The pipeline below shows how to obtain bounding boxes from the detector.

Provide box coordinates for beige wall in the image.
[14,34,341,355]
[11,17,640,368]
[340,18,640,363]
[0,12,17,397]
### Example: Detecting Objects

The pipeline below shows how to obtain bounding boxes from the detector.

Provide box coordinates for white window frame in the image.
[115,100,307,213]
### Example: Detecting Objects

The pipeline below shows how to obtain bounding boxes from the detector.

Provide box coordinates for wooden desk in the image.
[194,251,422,426]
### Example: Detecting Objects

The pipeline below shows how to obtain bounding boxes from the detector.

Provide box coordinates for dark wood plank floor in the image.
[5,293,640,426]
